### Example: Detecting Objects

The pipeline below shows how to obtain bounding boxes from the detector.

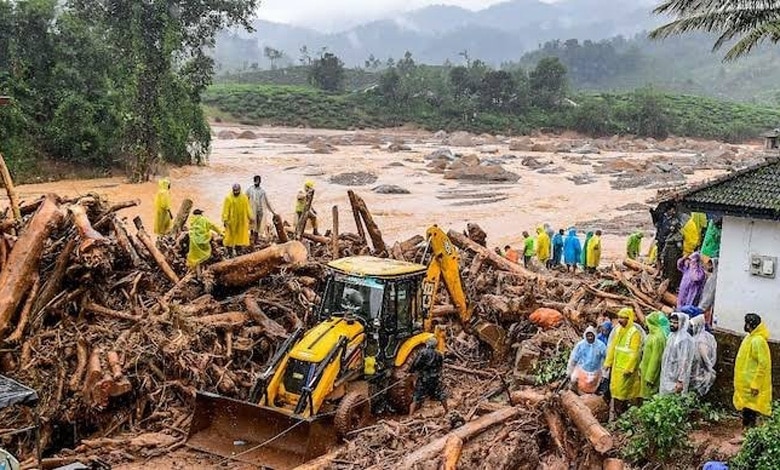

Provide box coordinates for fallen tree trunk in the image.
[544,408,570,459]
[133,216,180,284]
[662,291,677,308]
[272,214,288,243]
[560,390,613,454]
[244,296,288,340]
[6,275,41,344]
[347,190,386,254]
[207,241,308,288]
[0,153,21,223]
[301,233,330,245]
[331,205,339,258]
[0,196,63,337]
[623,258,657,275]
[170,199,193,236]
[509,389,550,407]
[191,312,248,329]
[448,229,537,279]
[399,406,522,467]
[32,238,76,316]
[69,204,107,243]
[111,217,141,267]
[442,434,463,470]
[347,190,367,245]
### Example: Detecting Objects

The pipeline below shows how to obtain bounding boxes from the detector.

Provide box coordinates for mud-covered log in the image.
[399,406,522,467]
[69,204,107,243]
[331,205,339,257]
[272,214,288,243]
[544,408,569,458]
[207,241,308,288]
[32,238,76,316]
[86,303,140,322]
[69,338,89,391]
[171,199,193,236]
[0,195,63,337]
[347,190,386,254]
[301,233,330,245]
[509,389,550,407]
[192,312,248,329]
[244,296,288,339]
[448,229,538,279]
[560,390,613,454]
[347,190,367,245]
[0,152,21,223]
[133,216,180,284]
[111,218,141,267]
[442,434,463,470]
[623,258,657,275]
[6,275,41,344]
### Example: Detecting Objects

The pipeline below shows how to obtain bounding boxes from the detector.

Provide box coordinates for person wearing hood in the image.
[585,230,602,273]
[626,231,644,260]
[639,312,668,399]
[222,183,253,257]
[659,313,695,395]
[522,231,535,269]
[552,229,565,268]
[567,326,607,394]
[604,307,643,416]
[690,315,717,397]
[698,258,718,325]
[677,252,707,309]
[295,180,319,235]
[581,231,594,269]
[187,209,223,274]
[153,178,174,236]
[563,229,582,273]
[661,220,684,292]
[682,212,708,257]
[246,175,277,245]
[536,226,551,268]
[734,313,772,427]
[597,319,612,346]
[701,218,722,260]
[657,313,671,338]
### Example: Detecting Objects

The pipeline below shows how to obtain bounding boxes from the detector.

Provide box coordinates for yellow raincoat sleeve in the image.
[153,179,173,235]
[623,330,642,374]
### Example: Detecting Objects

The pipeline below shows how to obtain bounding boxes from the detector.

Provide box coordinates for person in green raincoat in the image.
[626,231,644,260]
[701,219,722,260]
[187,209,223,273]
[153,178,173,235]
[604,307,643,417]
[734,313,772,428]
[582,231,594,268]
[522,231,535,269]
[639,312,668,399]
[657,312,671,337]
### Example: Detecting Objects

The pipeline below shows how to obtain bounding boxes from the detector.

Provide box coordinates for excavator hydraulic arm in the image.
[423,225,507,358]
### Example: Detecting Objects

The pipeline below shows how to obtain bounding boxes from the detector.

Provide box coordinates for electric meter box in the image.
[750,254,777,279]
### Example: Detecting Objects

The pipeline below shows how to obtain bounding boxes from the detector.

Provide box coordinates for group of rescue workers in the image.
[152,176,319,274]
[501,225,604,273]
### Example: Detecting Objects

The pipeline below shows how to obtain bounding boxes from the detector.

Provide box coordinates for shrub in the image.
[533,347,570,385]
[731,403,780,470]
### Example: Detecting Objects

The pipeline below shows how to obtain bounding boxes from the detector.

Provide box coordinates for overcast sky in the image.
[256,0,527,31]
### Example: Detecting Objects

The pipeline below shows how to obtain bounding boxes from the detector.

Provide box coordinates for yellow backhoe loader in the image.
[186,226,506,469]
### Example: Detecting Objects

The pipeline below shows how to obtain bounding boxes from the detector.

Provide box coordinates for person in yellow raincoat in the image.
[222,183,253,256]
[153,178,173,235]
[682,212,707,256]
[586,230,602,273]
[187,209,223,274]
[604,307,643,417]
[536,226,551,268]
[734,313,772,428]
[295,181,319,235]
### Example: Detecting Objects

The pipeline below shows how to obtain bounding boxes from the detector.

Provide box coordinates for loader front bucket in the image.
[186,392,338,470]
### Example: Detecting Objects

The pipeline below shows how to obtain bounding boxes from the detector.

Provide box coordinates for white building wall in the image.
[715,216,780,340]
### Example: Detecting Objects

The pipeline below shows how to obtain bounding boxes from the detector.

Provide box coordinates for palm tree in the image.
[650,1,780,60]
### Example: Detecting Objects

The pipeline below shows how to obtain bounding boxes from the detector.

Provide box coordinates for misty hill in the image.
[215,0,660,69]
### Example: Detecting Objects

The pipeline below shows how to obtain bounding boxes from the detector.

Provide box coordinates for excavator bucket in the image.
[472,319,508,360]
[186,392,338,470]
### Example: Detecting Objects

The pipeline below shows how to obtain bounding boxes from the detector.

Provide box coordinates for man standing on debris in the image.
[187,209,223,274]
[626,231,644,260]
[522,231,535,269]
[222,183,253,257]
[734,313,772,428]
[246,175,276,245]
[295,181,319,235]
[659,313,694,395]
[660,220,684,292]
[504,245,519,263]
[567,326,607,394]
[552,229,565,268]
[536,226,551,268]
[563,228,582,273]
[585,230,602,273]
[639,312,667,400]
[409,336,448,415]
[153,178,174,236]
[604,307,642,417]
[652,205,677,267]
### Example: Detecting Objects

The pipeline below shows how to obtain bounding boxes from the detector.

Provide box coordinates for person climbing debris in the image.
[187,209,223,275]
[246,175,276,245]
[222,183,253,257]
[409,336,448,415]
[153,178,174,236]
[734,313,772,428]
[295,181,319,235]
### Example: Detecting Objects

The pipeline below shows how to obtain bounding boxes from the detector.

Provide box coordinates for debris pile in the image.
[0,184,677,468]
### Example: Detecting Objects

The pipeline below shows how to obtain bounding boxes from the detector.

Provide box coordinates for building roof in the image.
[328,256,427,278]
[658,158,780,220]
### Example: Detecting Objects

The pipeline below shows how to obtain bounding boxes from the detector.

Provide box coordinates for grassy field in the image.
[203,84,780,141]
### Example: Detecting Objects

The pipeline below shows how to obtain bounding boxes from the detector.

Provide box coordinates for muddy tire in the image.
[388,347,421,413]
[334,390,371,439]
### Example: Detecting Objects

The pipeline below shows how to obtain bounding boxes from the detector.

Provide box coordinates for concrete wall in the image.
[714,216,780,340]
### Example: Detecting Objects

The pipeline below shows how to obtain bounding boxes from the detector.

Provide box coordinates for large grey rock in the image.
[373,185,411,195]
[446,131,476,147]
[444,165,520,183]
[424,148,456,161]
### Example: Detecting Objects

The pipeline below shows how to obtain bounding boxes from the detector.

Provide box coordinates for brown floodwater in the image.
[11,125,750,262]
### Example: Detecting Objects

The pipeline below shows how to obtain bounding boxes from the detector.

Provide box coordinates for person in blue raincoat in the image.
[552,229,565,268]
[597,319,612,346]
[567,326,607,394]
[563,228,582,273]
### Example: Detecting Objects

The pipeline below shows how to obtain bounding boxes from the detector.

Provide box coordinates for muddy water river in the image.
[15,125,747,261]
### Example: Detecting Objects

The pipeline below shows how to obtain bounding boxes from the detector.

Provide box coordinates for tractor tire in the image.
[334,390,371,439]
[388,347,421,413]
